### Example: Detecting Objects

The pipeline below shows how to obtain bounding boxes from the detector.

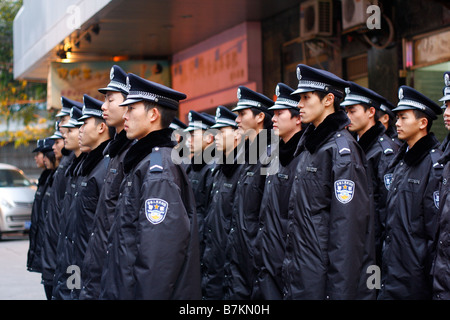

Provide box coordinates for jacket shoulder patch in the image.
[145,198,168,224]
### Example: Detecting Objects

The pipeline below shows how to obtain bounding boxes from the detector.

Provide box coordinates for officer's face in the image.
[235,108,260,137]
[123,102,153,140]
[396,110,427,145]
[345,104,374,136]
[63,127,80,151]
[215,126,236,153]
[52,138,65,160]
[79,117,100,152]
[102,91,126,129]
[272,109,301,142]
[34,152,45,168]
[298,92,330,127]
[443,101,450,130]
[187,129,208,154]
[59,115,70,136]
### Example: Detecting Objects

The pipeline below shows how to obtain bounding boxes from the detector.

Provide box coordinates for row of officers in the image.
[26,63,450,300]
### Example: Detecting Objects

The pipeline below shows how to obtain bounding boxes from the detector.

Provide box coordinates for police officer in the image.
[282,64,375,300]
[26,138,54,281]
[201,105,242,299]
[432,71,450,300]
[41,104,84,300]
[52,96,108,300]
[63,94,111,299]
[438,72,450,152]
[79,65,132,300]
[253,83,304,300]
[223,86,274,300]
[184,110,216,259]
[99,73,201,299]
[379,97,402,147]
[379,85,443,300]
[341,82,400,268]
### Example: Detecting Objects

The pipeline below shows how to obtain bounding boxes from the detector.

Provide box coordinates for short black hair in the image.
[412,109,433,133]
[249,107,273,129]
[314,91,343,112]
[143,101,177,128]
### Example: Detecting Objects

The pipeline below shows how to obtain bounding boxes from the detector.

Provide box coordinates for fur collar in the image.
[393,133,440,167]
[279,130,304,166]
[123,128,175,173]
[358,121,385,153]
[80,139,111,176]
[104,129,133,158]
[303,110,350,154]
[66,153,87,177]
[190,144,216,172]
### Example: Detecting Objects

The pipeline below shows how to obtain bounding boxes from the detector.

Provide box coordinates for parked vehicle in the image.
[0,163,36,239]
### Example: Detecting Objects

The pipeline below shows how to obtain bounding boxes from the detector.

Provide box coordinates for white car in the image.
[0,163,37,239]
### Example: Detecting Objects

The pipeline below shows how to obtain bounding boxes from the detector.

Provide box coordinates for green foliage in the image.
[0,0,52,147]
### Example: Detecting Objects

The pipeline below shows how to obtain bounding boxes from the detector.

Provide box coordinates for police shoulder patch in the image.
[334,179,355,204]
[145,198,168,224]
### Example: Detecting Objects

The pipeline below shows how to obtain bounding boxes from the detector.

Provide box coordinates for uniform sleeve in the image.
[133,176,191,299]
[327,155,375,299]
[423,163,443,274]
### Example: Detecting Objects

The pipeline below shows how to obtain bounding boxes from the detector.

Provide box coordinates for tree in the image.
[0,0,53,148]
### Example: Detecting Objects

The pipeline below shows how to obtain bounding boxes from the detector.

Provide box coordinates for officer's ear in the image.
[322,93,335,108]
[148,106,161,123]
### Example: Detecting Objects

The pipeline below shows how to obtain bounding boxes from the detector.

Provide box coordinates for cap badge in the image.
[345,87,351,95]
[237,88,241,99]
[126,76,131,91]
[275,85,280,97]
[297,67,302,80]
[188,112,193,122]
[216,108,221,119]
[110,67,115,80]
[398,88,404,100]
[445,73,450,87]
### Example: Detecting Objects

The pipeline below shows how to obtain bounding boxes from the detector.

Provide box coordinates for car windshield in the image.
[0,169,33,187]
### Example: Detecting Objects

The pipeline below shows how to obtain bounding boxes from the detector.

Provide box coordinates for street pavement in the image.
[0,233,46,300]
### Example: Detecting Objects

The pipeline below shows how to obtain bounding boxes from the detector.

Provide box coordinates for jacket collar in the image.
[279,130,304,166]
[123,127,175,173]
[358,121,386,153]
[302,110,350,154]
[80,139,111,176]
[104,129,133,158]
[393,133,440,167]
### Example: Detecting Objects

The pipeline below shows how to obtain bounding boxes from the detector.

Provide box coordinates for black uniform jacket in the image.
[379,133,443,300]
[201,146,244,300]
[41,152,74,285]
[51,152,87,299]
[79,130,132,300]
[357,122,399,266]
[68,139,110,299]
[282,111,376,300]
[253,130,304,300]
[224,132,274,300]
[27,168,53,273]
[185,144,216,260]
[432,144,450,300]
[99,128,201,300]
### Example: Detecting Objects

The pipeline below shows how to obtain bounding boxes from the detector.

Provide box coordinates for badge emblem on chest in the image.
[334,179,355,204]
[145,198,168,224]
[434,191,439,209]
[384,173,393,191]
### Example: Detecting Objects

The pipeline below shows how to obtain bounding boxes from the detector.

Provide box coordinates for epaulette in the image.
[335,133,351,156]
[430,149,444,170]
[379,137,395,155]
[149,147,163,173]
